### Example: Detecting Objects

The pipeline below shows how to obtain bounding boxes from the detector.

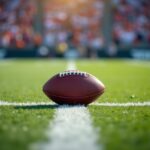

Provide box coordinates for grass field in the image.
[0,59,150,150]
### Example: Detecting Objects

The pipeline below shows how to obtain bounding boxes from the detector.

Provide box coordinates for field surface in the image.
[0,59,150,150]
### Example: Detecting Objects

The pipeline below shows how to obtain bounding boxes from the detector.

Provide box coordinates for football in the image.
[43,70,105,105]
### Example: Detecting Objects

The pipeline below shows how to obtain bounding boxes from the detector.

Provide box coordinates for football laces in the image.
[59,70,87,77]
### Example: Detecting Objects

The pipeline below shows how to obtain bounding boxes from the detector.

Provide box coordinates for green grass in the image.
[0,59,66,150]
[0,59,67,102]
[90,106,150,150]
[0,106,54,150]
[0,59,150,150]
[77,59,150,102]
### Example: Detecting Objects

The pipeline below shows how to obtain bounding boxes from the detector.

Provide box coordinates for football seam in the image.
[44,89,105,99]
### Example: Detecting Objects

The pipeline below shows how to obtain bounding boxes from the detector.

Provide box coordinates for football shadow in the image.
[15,104,88,110]
[15,104,59,110]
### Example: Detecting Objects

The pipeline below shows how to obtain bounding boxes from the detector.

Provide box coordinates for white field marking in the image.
[1,100,150,107]
[32,106,100,150]
[91,101,150,107]
[0,100,53,106]
[31,60,100,150]
[67,59,76,70]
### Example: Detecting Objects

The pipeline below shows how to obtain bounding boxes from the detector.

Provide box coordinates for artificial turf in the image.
[90,106,150,150]
[77,59,150,102]
[0,59,150,150]
[0,106,54,150]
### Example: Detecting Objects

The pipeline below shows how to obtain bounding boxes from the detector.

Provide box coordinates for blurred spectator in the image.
[112,0,150,46]
[1,0,149,56]
[0,0,41,49]
[43,0,104,57]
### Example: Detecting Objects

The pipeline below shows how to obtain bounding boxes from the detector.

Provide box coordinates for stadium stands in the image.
[43,0,104,57]
[0,0,150,58]
[112,0,150,46]
[0,0,41,48]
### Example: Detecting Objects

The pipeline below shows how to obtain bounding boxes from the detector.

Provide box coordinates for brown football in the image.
[43,70,105,105]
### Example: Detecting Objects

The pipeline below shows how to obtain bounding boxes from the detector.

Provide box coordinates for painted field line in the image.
[31,60,100,150]
[92,101,150,107]
[32,105,99,150]
[0,101,53,106]
[1,101,150,107]
[67,59,77,70]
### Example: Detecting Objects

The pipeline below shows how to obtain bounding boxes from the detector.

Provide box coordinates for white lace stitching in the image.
[59,70,87,77]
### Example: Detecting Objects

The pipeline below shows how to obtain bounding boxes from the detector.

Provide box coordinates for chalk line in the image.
[66,59,77,70]
[1,100,150,107]
[31,105,99,150]
[0,101,52,106]
[92,101,150,107]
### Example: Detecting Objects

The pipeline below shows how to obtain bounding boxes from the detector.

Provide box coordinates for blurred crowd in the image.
[0,0,150,54]
[112,0,150,46]
[0,0,41,49]
[43,0,104,57]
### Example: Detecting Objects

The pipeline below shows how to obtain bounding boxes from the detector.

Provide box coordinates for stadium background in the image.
[0,0,150,59]
[1,1,150,150]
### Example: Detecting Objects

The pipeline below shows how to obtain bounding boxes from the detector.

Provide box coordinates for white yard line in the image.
[66,59,77,70]
[92,101,150,107]
[32,106,99,150]
[1,100,150,107]
[0,101,53,106]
